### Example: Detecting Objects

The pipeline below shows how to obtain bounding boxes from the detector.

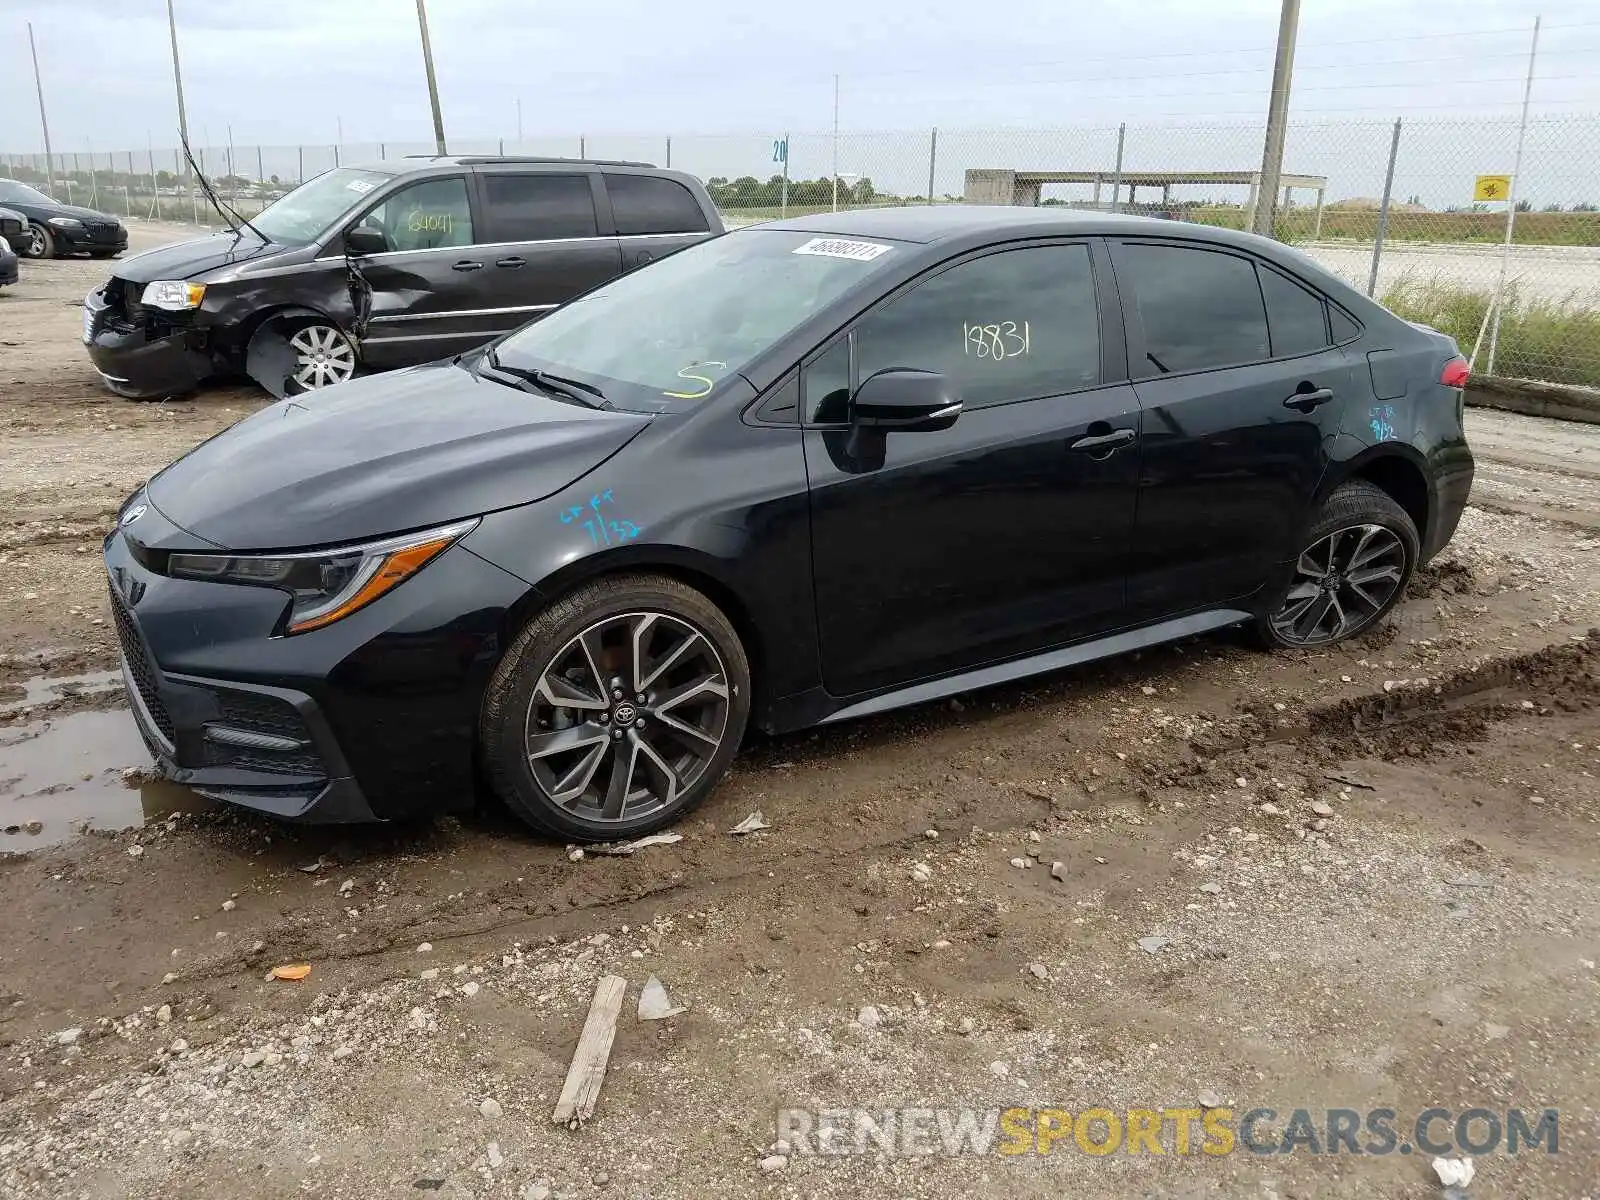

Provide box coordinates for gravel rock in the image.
[759,1153,789,1172]
[1199,882,1223,895]
[1050,861,1067,881]
[855,1005,882,1030]
[242,1049,266,1068]
[1310,800,1335,817]
[1027,962,1049,980]
[479,1097,503,1119]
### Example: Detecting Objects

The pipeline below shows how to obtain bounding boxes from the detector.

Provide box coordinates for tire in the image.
[23,223,53,260]
[481,574,751,841]
[282,318,360,394]
[1256,479,1420,649]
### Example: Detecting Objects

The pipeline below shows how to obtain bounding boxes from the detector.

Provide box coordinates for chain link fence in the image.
[5,115,1599,386]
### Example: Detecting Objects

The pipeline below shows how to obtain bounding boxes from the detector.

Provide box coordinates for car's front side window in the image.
[851,244,1101,412]
[355,177,475,253]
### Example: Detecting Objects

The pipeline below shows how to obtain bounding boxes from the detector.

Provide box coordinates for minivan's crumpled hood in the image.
[147,360,651,550]
[115,232,286,283]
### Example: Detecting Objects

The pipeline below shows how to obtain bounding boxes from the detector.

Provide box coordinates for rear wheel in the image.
[1257,480,1419,649]
[23,223,53,259]
[481,574,751,841]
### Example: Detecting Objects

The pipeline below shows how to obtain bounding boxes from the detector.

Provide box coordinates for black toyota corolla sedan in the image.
[106,206,1474,840]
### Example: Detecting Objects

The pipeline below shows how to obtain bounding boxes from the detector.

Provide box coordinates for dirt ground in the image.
[1,226,1599,1200]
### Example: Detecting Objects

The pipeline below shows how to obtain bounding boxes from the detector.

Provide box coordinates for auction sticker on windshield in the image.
[791,237,893,262]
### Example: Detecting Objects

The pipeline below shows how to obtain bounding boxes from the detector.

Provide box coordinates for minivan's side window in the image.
[852,244,1100,412]
[606,174,709,235]
[481,174,598,241]
[1260,266,1330,357]
[1121,243,1269,375]
[360,177,474,252]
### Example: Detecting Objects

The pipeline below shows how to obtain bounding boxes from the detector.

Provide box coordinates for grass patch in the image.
[1380,278,1600,387]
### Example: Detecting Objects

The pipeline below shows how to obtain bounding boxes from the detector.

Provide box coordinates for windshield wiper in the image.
[483,348,610,408]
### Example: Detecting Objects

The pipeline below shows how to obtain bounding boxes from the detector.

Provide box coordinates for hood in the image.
[115,231,286,283]
[48,202,121,223]
[146,359,651,550]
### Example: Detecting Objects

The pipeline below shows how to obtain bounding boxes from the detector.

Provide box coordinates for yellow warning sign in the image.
[1473,174,1512,202]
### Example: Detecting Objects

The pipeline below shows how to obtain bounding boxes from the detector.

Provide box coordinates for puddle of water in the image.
[0,709,211,852]
[0,669,123,717]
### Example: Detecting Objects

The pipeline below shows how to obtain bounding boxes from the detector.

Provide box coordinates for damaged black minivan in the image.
[83,156,725,400]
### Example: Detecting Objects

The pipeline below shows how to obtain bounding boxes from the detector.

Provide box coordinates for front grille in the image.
[86,221,122,242]
[202,686,325,776]
[108,581,176,744]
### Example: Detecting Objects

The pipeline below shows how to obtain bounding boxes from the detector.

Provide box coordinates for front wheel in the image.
[23,223,53,259]
[285,320,359,393]
[1257,479,1419,649]
[481,574,751,841]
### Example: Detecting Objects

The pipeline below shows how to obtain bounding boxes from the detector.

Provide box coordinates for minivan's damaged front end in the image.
[82,235,368,401]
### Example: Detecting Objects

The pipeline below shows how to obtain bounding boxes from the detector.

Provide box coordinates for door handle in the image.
[494,256,526,268]
[1069,428,1137,454]
[452,260,484,272]
[1284,386,1335,412]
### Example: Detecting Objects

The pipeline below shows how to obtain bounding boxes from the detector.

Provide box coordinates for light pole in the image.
[27,23,56,192]
[415,0,448,155]
[1251,0,1301,238]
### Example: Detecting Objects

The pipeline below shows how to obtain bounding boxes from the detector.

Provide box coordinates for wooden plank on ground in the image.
[551,974,627,1128]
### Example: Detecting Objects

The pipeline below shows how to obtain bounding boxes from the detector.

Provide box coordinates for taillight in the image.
[1440,357,1470,389]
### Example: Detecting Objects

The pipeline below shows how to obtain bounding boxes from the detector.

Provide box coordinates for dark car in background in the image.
[83,156,724,400]
[104,206,1473,842]
[0,205,29,255]
[0,237,16,288]
[0,179,127,259]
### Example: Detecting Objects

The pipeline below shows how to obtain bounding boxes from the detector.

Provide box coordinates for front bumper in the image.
[0,249,16,287]
[83,286,216,399]
[103,503,529,823]
[53,222,127,255]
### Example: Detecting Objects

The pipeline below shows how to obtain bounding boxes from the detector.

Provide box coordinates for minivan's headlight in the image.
[141,280,207,311]
[167,519,477,634]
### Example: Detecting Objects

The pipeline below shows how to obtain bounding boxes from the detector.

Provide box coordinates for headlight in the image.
[167,519,477,634]
[141,280,207,311]
[47,216,83,229]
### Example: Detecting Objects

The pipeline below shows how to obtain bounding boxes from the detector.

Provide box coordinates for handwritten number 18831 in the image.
[964,321,1031,361]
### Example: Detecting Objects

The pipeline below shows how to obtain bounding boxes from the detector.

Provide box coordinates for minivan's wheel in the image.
[482,574,751,841]
[285,321,358,393]
[1258,479,1419,649]
[23,223,53,259]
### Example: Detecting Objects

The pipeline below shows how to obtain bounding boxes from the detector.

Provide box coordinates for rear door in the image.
[354,173,498,370]
[469,168,622,336]
[601,171,715,272]
[1109,238,1358,621]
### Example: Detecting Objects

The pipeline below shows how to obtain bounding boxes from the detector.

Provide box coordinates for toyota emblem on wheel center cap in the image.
[612,702,638,726]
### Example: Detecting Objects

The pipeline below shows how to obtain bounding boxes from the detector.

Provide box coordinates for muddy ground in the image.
[1,226,1598,1199]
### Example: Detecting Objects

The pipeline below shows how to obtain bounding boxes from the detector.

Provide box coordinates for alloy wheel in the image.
[522,611,731,825]
[25,226,47,258]
[1269,523,1407,647]
[287,324,357,390]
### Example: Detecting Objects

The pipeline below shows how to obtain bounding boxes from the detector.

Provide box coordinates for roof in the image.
[977,169,1328,189]
[386,154,656,170]
[751,204,1264,248]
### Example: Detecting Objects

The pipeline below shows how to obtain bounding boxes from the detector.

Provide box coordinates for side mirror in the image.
[852,369,962,432]
[344,225,387,257]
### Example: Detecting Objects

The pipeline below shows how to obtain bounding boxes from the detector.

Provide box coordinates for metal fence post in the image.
[927,127,937,205]
[1487,16,1541,378]
[1367,117,1402,297]
[1110,123,1125,208]
[780,131,789,218]
[665,136,671,168]
[298,145,303,184]
[257,145,264,182]
[580,135,586,158]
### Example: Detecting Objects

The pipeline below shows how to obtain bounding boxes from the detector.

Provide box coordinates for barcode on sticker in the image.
[346,179,376,194]
[792,237,893,262]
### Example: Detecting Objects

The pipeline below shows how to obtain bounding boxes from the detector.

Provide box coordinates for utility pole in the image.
[166,0,192,185]
[415,0,448,155]
[1251,0,1301,238]
[27,23,56,192]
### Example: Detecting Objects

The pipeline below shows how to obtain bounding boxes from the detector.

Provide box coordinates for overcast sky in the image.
[2,0,1597,156]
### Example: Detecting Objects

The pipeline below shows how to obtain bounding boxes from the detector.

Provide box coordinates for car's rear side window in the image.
[605,174,709,235]
[1330,306,1362,343]
[1120,243,1269,375]
[1259,266,1331,356]
[480,173,598,241]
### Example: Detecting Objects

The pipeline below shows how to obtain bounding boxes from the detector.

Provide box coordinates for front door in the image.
[1108,239,1355,621]
[470,170,622,337]
[804,241,1143,699]
[352,174,501,370]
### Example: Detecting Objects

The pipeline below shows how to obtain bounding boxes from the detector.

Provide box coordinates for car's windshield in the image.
[0,180,55,206]
[492,228,906,413]
[249,167,393,246]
